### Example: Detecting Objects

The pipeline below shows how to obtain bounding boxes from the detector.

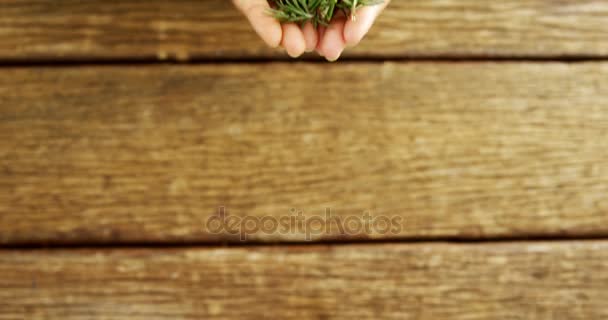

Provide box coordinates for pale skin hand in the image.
[233,0,390,61]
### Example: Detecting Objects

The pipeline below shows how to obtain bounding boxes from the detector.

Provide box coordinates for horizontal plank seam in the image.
[3,234,608,250]
[1,55,608,68]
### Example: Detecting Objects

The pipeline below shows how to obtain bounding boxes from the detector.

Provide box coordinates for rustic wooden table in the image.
[1,1,607,318]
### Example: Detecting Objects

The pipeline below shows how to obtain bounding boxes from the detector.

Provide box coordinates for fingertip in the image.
[343,21,366,47]
[315,25,327,57]
[256,17,283,48]
[238,2,283,47]
[318,18,347,62]
[282,23,307,58]
[302,21,319,53]
[265,25,284,48]
[343,4,386,46]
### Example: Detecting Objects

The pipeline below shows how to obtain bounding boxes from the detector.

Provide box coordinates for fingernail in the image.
[325,55,339,62]
[326,50,343,62]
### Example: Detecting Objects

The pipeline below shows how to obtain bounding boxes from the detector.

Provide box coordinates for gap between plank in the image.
[0,55,607,68]
[3,234,608,250]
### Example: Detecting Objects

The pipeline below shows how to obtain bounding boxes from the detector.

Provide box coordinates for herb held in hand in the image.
[269,0,383,26]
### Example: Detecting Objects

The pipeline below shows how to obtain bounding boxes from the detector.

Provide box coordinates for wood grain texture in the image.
[1,62,608,244]
[1,241,607,319]
[1,0,608,61]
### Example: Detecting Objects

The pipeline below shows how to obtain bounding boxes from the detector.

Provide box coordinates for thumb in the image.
[343,0,390,47]
[233,0,283,48]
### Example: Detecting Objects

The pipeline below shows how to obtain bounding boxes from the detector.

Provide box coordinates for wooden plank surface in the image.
[1,0,608,61]
[0,241,607,319]
[1,62,608,244]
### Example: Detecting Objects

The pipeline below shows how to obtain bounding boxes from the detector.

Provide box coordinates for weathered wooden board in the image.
[1,63,607,244]
[1,0,608,61]
[0,241,607,319]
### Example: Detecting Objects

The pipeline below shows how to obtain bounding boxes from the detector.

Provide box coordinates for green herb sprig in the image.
[269,0,383,26]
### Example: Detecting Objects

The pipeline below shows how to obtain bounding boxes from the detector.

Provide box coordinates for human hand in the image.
[233,0,390,61]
